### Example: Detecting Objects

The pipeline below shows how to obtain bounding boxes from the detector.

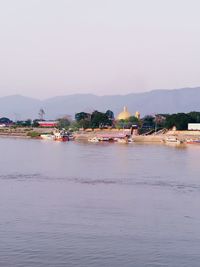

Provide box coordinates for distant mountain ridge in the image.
[0,87,200,120]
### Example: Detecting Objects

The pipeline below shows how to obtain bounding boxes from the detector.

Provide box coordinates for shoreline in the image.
[0,128,200,143]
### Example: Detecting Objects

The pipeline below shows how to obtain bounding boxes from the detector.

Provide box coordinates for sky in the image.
[0,0,200,99]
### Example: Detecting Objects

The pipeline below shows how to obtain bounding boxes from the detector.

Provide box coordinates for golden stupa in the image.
[135,111,140,119]
[117,106,131,120]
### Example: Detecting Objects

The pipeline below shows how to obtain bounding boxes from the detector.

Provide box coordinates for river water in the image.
[0,138,200,267]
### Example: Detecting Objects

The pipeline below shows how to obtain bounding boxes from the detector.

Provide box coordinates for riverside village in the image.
[1,106,200,145]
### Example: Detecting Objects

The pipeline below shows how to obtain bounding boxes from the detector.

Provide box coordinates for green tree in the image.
[129,116,140,125]
[32,119,39,127]
[165,113,192,130]
[90,111,112,128]
[57,117,71,129]
[16,119,32,127]
[188,112,200,123]
[75,112,91,129]
[141,115,155,129]
[75,112,91,121]
[77,119,91,129]
[106,110,114,120]
[24,119,32,127]
[115,116,139,129]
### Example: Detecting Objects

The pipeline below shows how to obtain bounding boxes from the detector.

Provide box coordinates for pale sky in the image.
[0,0,200,98]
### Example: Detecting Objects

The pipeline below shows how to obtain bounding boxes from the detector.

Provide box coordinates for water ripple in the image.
[0,173,200,193]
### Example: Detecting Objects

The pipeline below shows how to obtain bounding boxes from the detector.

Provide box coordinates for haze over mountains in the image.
[0,87,200,120]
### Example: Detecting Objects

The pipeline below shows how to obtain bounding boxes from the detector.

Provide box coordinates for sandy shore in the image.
[1,128,200,143]
[74,130,200,143]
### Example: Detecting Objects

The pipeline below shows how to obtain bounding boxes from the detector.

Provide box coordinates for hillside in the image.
[0,87,200,120]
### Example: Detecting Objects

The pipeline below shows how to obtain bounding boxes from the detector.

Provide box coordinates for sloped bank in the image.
[133,135,162,142]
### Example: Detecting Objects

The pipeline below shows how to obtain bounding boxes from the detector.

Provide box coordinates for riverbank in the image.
[74,129,200,143]
[1,127,200,143]
[0,127,54,139]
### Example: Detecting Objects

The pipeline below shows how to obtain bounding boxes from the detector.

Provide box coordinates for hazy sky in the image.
[0,0,200,98]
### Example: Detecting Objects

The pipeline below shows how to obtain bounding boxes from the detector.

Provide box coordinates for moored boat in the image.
[116,136,134,144]
[186,138,200,144]
[53,130,69,142]
[88,137,99,143]
[163,136,182,145]
[41,130,70,142]
[117,138,128,143]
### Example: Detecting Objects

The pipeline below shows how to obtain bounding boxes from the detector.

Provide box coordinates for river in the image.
[0,138,200,267]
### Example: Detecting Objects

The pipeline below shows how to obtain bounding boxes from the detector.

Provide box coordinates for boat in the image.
[128,138,134,143]
[186,138,200,144]
[98,136,115,142]
[53,130,69,142]
[99,137,109,142]
[117,138,128,143]
[68,134,74,141]
[40,129,71,142]
[88,137,99,143]
[163,136,182,145]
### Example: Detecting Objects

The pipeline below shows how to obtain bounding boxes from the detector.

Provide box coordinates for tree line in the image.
[73,111,200,131]
[1,111,200,131]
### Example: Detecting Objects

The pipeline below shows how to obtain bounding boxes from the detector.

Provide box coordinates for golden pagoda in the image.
[117,106,131,120]
[135,111,140,119]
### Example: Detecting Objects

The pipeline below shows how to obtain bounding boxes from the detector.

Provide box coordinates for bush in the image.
[27,131,40,138]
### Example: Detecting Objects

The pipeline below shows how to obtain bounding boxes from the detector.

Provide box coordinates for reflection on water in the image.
[0,138,200,267]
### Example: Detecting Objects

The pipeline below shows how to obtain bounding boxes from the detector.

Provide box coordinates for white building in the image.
[188,123,200,130]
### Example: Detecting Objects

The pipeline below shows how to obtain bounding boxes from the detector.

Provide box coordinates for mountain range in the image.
[0,87,200,120]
